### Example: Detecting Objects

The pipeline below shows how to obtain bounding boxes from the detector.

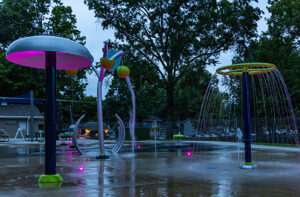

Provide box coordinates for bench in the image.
[25,132,44,141]
[0,129,10,142]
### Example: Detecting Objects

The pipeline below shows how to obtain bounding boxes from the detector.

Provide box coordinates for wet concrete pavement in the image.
[0,140,300,196]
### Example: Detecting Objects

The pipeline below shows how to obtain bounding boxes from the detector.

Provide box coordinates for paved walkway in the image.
[2,139,299,152]
[1,141,300,196]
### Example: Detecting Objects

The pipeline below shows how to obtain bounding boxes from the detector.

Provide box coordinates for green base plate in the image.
[38,174,63,183]
[174,144,188,148]
[38,182,62,189]
[96,154,109,159]
[240,163,257,169]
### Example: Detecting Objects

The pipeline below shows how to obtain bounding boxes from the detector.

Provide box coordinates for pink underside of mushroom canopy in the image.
[6,51,92,70]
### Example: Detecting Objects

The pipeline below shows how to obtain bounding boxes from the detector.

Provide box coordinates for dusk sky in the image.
[62,0,270,98]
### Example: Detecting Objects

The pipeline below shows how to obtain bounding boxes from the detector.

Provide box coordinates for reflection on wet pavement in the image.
[0,141,300,196]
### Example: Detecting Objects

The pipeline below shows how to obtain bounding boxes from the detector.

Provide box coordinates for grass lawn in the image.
[252,142,298,148]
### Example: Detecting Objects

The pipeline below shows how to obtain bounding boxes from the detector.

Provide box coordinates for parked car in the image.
[106,135,116,139]
[263,131,270,135]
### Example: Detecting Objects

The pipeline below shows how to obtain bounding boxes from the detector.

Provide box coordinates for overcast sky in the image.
[61,0,270,98]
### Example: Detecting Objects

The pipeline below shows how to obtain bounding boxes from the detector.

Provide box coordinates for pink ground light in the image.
[78,166,84,171]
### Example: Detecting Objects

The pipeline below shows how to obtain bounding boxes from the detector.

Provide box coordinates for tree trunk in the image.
[165,80,175,139]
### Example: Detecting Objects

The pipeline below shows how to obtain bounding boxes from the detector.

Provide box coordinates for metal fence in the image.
[60,118,300,144]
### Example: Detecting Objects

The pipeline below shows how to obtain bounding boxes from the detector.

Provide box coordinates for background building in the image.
[0,103,43,137]
[0,93,44,138]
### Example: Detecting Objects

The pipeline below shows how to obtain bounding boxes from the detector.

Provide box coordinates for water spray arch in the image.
[197,63,298,169]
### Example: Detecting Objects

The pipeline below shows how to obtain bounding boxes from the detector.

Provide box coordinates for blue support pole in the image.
[30,91,34,141]
[242,72,252,164]
[45,51,57,175]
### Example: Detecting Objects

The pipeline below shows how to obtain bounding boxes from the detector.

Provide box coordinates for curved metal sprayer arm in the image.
[109,51,124,60]
[73,114,85,155]
[112,114,126,153]
[91,64,100,79]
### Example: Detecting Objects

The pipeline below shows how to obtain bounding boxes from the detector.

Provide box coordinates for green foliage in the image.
[267,0,300,46]
[0,52,46,98]
[233,0,300,117]
[125,128,150,141]
[58,132,72,138]
[174,68,214,121]
[0,0,50,49]
[45,2,86,44]
[74,96,97,122]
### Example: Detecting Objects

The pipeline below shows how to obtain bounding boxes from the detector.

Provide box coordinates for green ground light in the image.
[173,134,185,139]
[96,153,109,159]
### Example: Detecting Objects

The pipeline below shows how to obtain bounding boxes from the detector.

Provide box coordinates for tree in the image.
[174,66,213,121]
[0,0,48,49]
[73,96,97,122]
[45,2,86,44]
[84,0,262,138]
[267,0,299,47]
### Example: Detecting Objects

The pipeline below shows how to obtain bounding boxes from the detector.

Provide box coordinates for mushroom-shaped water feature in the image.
[6,35,93,184]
